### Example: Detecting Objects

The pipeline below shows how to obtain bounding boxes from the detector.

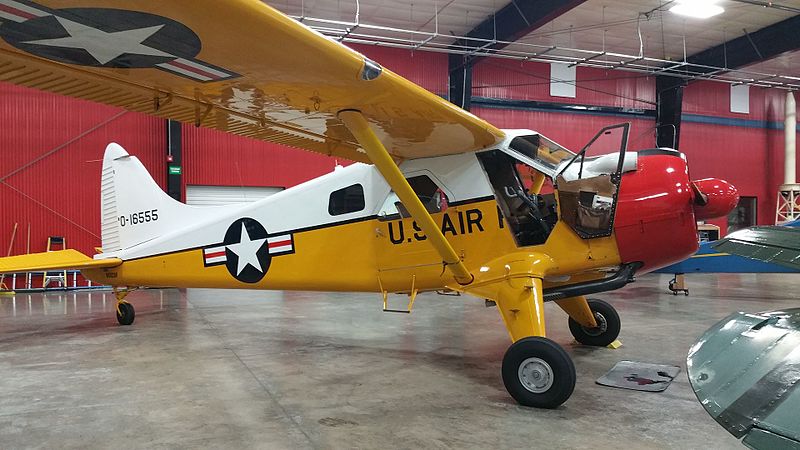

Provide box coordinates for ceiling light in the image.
[670,0,725,19]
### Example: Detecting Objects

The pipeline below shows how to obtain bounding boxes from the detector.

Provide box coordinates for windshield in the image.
[509,134,575,173]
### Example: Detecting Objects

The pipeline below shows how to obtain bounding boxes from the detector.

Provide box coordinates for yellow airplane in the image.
[0,0,739,408]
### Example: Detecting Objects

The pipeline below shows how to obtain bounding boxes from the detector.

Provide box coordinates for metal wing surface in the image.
[713,226,800,271]
[687,309,800,449]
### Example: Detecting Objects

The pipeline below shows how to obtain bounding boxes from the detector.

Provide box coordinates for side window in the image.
[378,175,449,220]
[328,184,365,216]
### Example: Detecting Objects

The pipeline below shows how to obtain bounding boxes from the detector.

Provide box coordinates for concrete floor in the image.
[1,273,798,449]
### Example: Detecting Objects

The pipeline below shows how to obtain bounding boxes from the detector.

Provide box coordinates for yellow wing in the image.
[0,0,504,162]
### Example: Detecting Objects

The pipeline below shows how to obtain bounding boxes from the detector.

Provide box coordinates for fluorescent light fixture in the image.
[670,0,724,19]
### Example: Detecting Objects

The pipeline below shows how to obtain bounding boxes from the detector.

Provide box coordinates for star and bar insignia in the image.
[203,218,294,284]
[0,0,239,82]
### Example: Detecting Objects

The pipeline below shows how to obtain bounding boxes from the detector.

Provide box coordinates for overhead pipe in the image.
[290,15,800,90]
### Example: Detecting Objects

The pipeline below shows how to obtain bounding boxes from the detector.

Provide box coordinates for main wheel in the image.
[568,298,620,347]
[116,302,135,326]
[501,337,576,408]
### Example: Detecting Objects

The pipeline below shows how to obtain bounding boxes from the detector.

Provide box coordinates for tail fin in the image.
[101,143,190,252]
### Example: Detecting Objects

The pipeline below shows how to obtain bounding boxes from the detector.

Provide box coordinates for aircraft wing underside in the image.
[0,0,504,163]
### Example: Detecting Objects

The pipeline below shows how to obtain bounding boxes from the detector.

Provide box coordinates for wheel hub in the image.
[582,312,608,337]
[518,357,554,393]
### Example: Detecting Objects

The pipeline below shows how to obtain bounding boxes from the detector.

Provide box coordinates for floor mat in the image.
[596,360,681,392]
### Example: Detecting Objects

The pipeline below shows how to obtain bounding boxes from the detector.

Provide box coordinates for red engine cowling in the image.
[613,149,737,273]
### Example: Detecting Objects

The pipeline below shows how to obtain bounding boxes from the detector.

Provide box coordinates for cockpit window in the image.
[378,175,449,220]
[509,134,575,173]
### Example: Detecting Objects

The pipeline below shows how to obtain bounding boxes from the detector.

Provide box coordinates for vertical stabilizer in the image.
[100,143,190,253]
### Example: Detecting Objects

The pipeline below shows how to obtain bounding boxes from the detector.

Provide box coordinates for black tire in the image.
[501,337,576,408]
[116,302,135,326]
[568,298,620,347]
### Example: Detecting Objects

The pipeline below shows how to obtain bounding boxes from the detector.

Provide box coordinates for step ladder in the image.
[42,236,68,289]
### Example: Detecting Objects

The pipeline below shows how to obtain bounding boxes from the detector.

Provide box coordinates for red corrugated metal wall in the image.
[681,82,797,230]
[0,83,165,256]
[471,60,658,158]
[472,59,656,108]
[183,127,343,190]
[473,108,656,151]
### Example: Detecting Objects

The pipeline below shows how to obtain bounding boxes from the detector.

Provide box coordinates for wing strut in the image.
[338,110,474,285]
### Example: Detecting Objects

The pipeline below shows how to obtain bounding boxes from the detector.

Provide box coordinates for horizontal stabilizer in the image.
[0,250,121,273]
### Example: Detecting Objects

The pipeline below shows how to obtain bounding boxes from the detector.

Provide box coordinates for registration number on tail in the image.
[118,209,159,227]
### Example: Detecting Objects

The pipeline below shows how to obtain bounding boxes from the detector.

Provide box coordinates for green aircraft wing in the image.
[713,226,800,270]
[687,309,800,449]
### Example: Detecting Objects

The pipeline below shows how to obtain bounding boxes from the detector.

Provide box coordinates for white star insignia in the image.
[23,16,173,65]
[225,223,267,276]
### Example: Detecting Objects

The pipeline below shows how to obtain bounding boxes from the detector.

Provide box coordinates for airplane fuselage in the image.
[83,129,737,299]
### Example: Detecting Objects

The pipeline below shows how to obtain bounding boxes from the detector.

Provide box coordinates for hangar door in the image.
[185,185,283,207]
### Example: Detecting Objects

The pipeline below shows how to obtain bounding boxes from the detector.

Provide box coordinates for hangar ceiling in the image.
[265,0,800,89]
[515,1,794,61]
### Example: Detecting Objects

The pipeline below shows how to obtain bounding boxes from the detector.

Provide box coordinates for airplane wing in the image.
[687,309,800,449]
[654,239,799,274]
[713,226,800,271]
[0,0,504,163]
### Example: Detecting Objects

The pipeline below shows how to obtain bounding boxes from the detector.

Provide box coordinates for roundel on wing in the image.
[0,8,201,68]
[0,2,239,82]
[223,218,271,284]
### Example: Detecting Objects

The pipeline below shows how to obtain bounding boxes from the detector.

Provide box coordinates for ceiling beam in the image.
[457,0,588,50]
[687,14,800,73]
[448,0,587,110]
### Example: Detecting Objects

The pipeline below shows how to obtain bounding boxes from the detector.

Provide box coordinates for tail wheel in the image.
[568,298,620,347]
[116,302,135,326]
[501,337,576,408]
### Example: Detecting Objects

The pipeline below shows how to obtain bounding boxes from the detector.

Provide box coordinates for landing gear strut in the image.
[501,337,576,408]
[114,288,135,326]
